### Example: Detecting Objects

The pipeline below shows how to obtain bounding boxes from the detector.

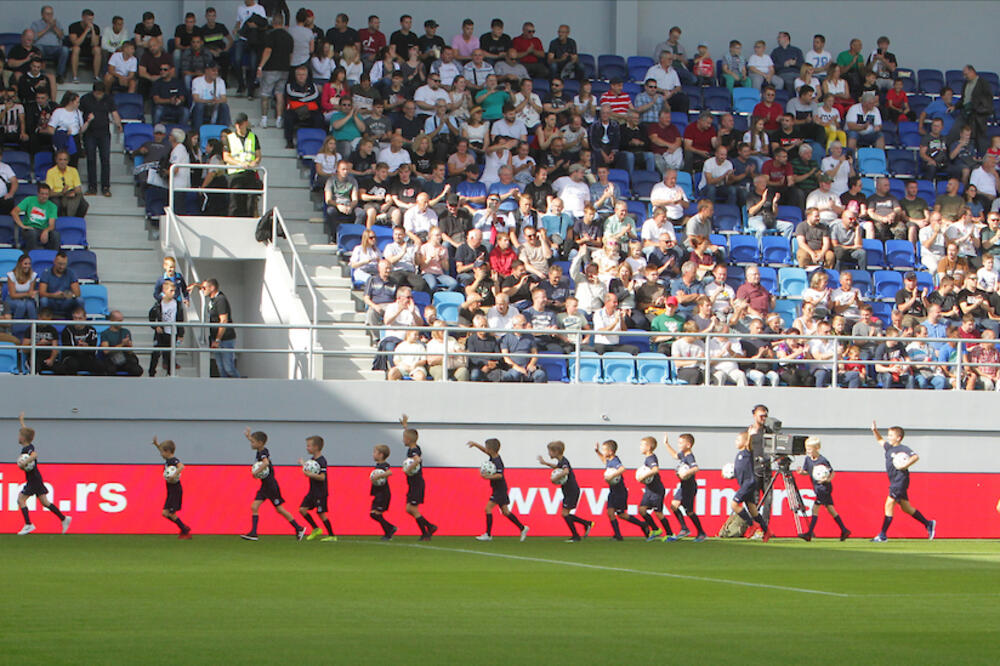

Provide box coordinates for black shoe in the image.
[610,536,623,541]
[295,526,306,541]
[240,533,259,541]
[381,525,397,541]
[798,532,812,542]
[426,523,438,538]
[566,536,581,542]
[85,188,97,196]
[840,529,851,541]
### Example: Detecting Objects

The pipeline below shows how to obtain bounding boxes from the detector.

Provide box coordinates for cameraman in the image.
[746,404,774,529]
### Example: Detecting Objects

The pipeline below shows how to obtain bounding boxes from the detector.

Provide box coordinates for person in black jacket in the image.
[951,64,995,154]
[55,306,105,375]
[148,280,185,376]
[282,65,322,148]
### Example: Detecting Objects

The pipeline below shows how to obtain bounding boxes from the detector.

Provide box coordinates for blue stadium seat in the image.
[724,265,744,291]
[888,178,906,200]
[674,171,693,200]
[114,93,144,121]
[531,78,550,95]
[0,33,21,51]
[33,152,53,183]
[0,215,15,247]
[336,223,364,257]
[619,331,651,354]
[0,341,18,374]
[631,169,660,190]
[607,168,631,197]
[123,123,153,154]
[410,290,431,310]
[435,301,459,323]
[887,149,917,177]
[848,269,873,297]
[761,236,792,265]
[590,80,610,98]
[683,85,703,110]
[981,71,999,96]
[863,239,885,268]
[28,249,56,275]
[773,89,790,106]
[728,235,759,264]
[871,300,893,325]
[777,205,803,225]
[916,180,936,207]
[773,299,798,328]
[432,291,464,310]
[918,69,944,95]
[895,68,917,93]
[537,353,568,383]
[885,240,917,269]
[757,266,778,293]
[636,352,670,384]
[703,87,731,113]
[714,203,742,232]
[81,284,109,317]
[860,178,875,197]
[625,200,648,220]
[569,351,601,383]
[199,124,226,149]
[778,267,808,298]
[873,270,903,301]
[55,217,87,249]
[67,249,98,283]
[945,70,964,92]
[597,54,627,80]
[857,148,888,175]
[627,56,654,82]
[915,271,935,292]
[296,128,326,160]
[0,247,21,275]
[578,54,596,79]
[562,79,581,96]
[4,151,31,181]
[908,94,931,117]
[732,88,760,115]
[601,352,636,384]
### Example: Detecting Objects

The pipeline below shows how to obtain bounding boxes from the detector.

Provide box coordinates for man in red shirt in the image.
[359,14,386,63]
[761,147,794,200]
[599,77,632,121]
[752,85,783,132]
[683,111,717,172]
[735,265,775,318]
[511,22,547,79]
[646,108,683,172]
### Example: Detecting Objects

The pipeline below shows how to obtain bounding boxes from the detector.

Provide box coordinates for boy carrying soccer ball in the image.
[152,437,191,538]
[595,440,649,540]
[14,412,71,535]
[635,436,674,542]
[298,436,335,542]
[241,428,306,541]
[795,437,850,541]
[730,432,772,542]
[871,421,935,542]
[663,433,707,542]
[538,440,593,542]
[369,444,397,540]
[399,414,437,541]
[468,438,529,542]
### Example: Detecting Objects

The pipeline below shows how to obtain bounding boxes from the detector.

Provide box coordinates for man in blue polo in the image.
[500,314,547,382]
[38,251,82,318]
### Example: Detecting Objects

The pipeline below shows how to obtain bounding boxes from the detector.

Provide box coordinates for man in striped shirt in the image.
[598,77,632,122]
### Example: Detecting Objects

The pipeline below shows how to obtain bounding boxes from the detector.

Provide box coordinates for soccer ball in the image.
[635,465,652,484]
[721,462,736,480]
[370,469,387,486]
[480,460,496,478]
[812,464,832,483]
[251,461,270,479]
[402,457,421,476]
[17,453,35,471]
[163,465,178,481]
[550,468,568,485]
[892,452,911,470]
[677,463,691,478]
[303,459,321,475]
[604,468,621,485]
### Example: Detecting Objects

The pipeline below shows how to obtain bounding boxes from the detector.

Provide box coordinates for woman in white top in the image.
[339,45,363,85]
[512,79,542,130]
[792,301,820,337]
[348,229,380,285]
[49,92,90,167]
[742,115,771,169]
[313,136,341,190]
[572,80,597,124]
[5,253,38,331]
[448,76,473,122]
[793,63,821,94]
[820,141,853,196]
[369,48,399,85]
[462,106,489,153]
[800,270,832,318]
[822,65,853,116]
[310,41,336,82]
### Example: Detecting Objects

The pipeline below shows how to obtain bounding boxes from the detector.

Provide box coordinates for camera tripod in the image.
[758,455,809,534]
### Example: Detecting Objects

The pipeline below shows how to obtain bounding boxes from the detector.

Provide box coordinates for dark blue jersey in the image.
[21,444,42,484]
[644,454,665,493]
[606,456,623,486]
[557,456,579,493]
[164,456,181,488]
[490,455,506,491]
[884,443,914,485]
[677,451,697,491]
[310,455,328,494]
[734,449,754,486]
[370,460,390,495]
[255,447,275,484]
[406,445,423,482]
[802,454,832,492]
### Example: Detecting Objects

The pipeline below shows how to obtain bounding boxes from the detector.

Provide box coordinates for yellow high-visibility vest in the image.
[226,130,257,175]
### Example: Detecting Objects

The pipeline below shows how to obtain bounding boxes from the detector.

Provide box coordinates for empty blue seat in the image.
[887,149,917,177]
[627,56,654,82]
[531,78,550,95]
[618,331,651,354]
[537,353,568,383]
[773,299,798,328]
[55,217,87,249]
[728,235,759,264]
[857,148,888,175]
[601,352,636,383]
[410,290,431,310]
[732,88,760,115]
[597,54,627,80]
[0,247,22,275]
[862,239,885,268]
[915,271,935,292]
[4,151,31,181]
[778,267,808,298]
[28,249,56,275]
[199,124,226,149]
[703,87,731,113]
[848,269,873,297]
[714,203,742,232]
[918,69,943,95]
[0,341,18,374]
[777,205,803,225]
[80,283,109,317]
[894,68,917,93]
[432,291,464,309]
[885,240,916,269]
[873,270,903,300]
[336,223,364,256]
[32,152,53,183]
[67,249,98,283]
[0,215,15,247]
[569,351,601,383]
[123,123,153,153]
[296,128,326,157]
[435,301,459,323]
[758,266,778,293]
[761,236,792,265]
[578,54,596,79]
[636,352,670,384]
[625,200,648,220]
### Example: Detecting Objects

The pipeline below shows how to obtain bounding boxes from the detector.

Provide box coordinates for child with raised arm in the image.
[663,432,707,542]
[468,438,529,542]
[635,436,674,542]
[14,412,71,535]
[730,432,772,542]
[595,440,649,540]
[538,440,593,542]
[240,428,306,541]
[400,414,437,541]
[871,421,935,542]
[369,444,397,540]
[795,437,850,541]
[298,436,335,541]
[152,436,191,538]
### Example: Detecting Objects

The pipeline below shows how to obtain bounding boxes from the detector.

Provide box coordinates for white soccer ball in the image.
[370,469,388,486]
[480,460,496,478]
[251,461,270,479]
[604,468,621,485]
[402,457,421,476]
[635,465,652,484]
[721,462,736,480]
[163,465,178,481]
[812,464,831,483]
[303,459,321,475]
[677,463,691,478]
[17,453,35,471]
[550,468,568,485]
[892,452,911,470]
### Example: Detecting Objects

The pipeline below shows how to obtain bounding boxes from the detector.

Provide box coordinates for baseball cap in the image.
[904,271,917,280]
[424,19,439,28]
[446,193,459,205]
[817,174,833,183]
[665,296,679,307]
[153,123,167,134]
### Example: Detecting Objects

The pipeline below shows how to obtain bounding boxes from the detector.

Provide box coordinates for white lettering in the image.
[98,483,127,513]
[711,487,736,515]
[581,487,609,514]
[75,483,98,511]
[537,487,563,514]
[772,489,786,516]
[8,484,21,511]
[0,471,3,510]
[507,487,537,514]
[695,478,707,515]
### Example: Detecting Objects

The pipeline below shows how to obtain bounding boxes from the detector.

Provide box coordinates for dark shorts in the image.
[674,484,696,512]
[300,491,328,513]
[371,490,390,512]
[889,482,909,501]
[733,481,758,505]
[406,478,425,506]
[254,480,284,506]
[608,484,628,512]
[813,485,834,506]
[640,488,664,511]
[164,484,183,512]
[489,480,509,506]
[561,485,580,510]
[20,480,48,497]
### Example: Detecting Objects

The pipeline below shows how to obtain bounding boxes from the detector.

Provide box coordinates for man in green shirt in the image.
[836,38,865,97]
[99,309,143,376]
[651,296,686,355]
[602,200,637,242]
[790,143,821,204]
[12,183,60,250]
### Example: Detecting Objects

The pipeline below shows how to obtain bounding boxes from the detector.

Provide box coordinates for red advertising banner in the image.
[2,464,998,538]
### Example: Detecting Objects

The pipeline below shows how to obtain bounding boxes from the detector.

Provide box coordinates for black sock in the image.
[485,513,493,535]
[250,515,259,534]
[641,513,657,530]
[755,514,768,530]
[505,512,525,531]
[170,516,189,533]
[20,507,30,524]
[47,504,66,521]
[834,515,847,531]
[672,508,688,531]
[563,515,579,538]
[738,509,752,523]
[571,515,591,527]
[370,512,393,535]
[880,515,892,535]
[302,513,318,529]
[289,519,302,532]
[622,514,649,534]
[413,515,427,536]
[689,514,704,535]
[610,517,622,538]
[808,515,818,535]
[911,510,931,527]
[659,515,674,536]
[322,518,334,536]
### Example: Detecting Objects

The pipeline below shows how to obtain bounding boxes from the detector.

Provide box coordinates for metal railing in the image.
[167,163,269,215]
[269,207,319,377]
[5,318,995,389]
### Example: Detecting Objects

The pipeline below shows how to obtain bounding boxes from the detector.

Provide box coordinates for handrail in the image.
[271,208,320,378]
[160,206,206,371]
[167,163,269,214]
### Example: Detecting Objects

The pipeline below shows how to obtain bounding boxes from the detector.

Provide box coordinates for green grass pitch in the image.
[3,535,998,663]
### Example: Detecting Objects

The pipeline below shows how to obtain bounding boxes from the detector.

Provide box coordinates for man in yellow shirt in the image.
[45,150,89,218]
